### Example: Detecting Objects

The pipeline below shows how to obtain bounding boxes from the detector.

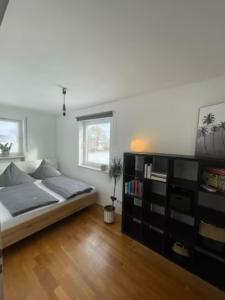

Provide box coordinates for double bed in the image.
[0,160,97,248]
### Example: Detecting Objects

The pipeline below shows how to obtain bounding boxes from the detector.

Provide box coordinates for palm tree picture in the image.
[203,113,215,126]
[200,126,208,153]
[219,122,225,149]
[196,103,225,158]
[211,125,218,154]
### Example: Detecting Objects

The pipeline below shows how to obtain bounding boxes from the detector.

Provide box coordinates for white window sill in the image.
[78,164,109,173]
[0,154,25,160]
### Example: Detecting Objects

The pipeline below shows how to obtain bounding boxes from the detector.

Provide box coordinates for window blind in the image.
[76,111,113,122]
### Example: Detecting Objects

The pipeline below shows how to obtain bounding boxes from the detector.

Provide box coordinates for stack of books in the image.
[125,180,143,198]
[150,171,167,182]
[144,163,167,182]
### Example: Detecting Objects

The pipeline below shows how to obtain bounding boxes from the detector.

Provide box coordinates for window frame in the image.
[79,116,112,170]
[0,117,24,155]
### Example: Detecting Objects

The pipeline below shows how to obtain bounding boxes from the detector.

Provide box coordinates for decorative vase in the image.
[100,164,107,172]
[104,205,115,223]
[1,150,9,156]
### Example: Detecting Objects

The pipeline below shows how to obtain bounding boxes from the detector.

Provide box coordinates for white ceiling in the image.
[0,0,225,113]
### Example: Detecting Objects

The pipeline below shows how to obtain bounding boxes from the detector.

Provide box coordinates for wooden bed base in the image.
[2,192,98,248]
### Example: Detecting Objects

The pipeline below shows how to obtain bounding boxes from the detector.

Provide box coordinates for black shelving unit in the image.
[122,152,225,291]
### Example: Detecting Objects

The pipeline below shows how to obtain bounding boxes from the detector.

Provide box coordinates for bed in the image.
[0,159,97,248]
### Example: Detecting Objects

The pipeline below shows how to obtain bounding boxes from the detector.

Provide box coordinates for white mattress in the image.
[0,180,95,231]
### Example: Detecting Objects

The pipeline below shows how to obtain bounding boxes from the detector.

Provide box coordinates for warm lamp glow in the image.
[130,138,150,152]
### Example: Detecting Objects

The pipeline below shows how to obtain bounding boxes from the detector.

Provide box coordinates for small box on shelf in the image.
[169,186,194,215]
[198,220,225,255]
[200,166,225,194]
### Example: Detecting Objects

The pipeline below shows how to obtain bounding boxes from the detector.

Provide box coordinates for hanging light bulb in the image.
[62,87,67,116]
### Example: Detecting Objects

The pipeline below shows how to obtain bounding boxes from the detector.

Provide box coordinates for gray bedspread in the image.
[0,183,59,217]
[42,176,93,199]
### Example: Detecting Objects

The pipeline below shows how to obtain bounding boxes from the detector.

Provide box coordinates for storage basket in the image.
[199,221,225,242]
[218,175,225,193]
[200,236,225,253]
[202,171,218,189]
[172,242,190,257]
[199,221,225,253]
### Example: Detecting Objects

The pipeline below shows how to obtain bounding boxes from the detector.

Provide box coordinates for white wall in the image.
[56,75,225,212]
[0,105,56,161]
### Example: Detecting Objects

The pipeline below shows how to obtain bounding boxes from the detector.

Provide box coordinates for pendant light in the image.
[62,87,67,116]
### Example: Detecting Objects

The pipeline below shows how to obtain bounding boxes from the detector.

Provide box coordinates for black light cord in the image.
[62,87,67,116]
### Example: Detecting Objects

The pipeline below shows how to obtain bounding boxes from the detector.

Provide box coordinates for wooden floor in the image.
[3,205,225,300]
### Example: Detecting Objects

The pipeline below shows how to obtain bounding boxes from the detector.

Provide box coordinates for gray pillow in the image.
[0,162,35,187]
[32,160,61,179]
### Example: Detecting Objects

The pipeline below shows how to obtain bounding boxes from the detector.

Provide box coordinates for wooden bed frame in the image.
[2,192,97,248]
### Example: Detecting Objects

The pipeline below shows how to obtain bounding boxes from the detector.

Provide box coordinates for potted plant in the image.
[104,157,123,223]
[0,143,13,156]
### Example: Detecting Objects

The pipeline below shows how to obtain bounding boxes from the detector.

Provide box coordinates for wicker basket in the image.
[172,242,190,257]
[199,221,225,242]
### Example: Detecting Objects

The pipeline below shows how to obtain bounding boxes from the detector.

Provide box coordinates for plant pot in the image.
[1,150,9,156]
[104,205,115,224]
[100,164,107,172]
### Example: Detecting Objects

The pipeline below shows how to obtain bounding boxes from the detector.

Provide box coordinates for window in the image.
[0,118,24,154]
[78,112,113,170]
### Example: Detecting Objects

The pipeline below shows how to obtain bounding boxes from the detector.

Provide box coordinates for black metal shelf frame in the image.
[122,152,225,291]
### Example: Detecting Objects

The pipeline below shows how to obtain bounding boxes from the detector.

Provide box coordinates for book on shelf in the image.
[151,171,167,178]
[150,171,167,182]
[144,163,152,179]
[150,176,167,182]
[125,180,143,198]
[125,182,128,194]
[149,225,164,234]
[150,176,167,183]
